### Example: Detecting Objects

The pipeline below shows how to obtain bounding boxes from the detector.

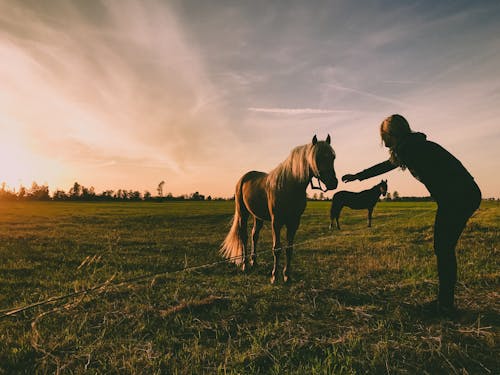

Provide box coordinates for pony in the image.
[220,135,338,283]
[329,180,387,230]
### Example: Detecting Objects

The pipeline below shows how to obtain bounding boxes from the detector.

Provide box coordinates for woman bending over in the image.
[343,114,481,315]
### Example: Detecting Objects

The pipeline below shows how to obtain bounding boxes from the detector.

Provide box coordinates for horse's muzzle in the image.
[324,177,338,190]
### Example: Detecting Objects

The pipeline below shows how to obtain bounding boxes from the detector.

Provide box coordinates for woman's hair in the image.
[380,114,412,168]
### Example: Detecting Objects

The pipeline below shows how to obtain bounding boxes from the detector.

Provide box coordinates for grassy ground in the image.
[0,200,498,374]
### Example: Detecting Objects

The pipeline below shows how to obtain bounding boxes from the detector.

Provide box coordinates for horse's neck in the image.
[277,172,310,192]
[369,185,381,198]
[268,149,312,192]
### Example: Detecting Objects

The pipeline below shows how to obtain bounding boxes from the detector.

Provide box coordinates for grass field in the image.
[0,200,498,374]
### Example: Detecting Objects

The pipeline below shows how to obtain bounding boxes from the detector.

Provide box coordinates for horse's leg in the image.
[367,207,373,227]
[329,204,334,230]
[250,218,263,267]
[283,220,299,283]
[239,210,250,271]
[336,206,342,230]
[270,218,282,284]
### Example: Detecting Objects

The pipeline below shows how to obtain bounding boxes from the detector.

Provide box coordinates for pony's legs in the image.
[283,221,299,283]
[270,219,283,284]
[367,208,373,227]
[250,218,263,267]
[331,202,342,230]
[239,210,250,271]
[331,205,342,230]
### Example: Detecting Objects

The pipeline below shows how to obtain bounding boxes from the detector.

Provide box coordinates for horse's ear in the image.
[326,134,331,144]
[312,135,317,145]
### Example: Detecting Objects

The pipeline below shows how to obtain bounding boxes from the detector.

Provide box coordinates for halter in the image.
[309,175,329,192]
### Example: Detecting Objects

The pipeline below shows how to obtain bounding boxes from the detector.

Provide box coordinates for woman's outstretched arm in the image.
[342,160,397,182]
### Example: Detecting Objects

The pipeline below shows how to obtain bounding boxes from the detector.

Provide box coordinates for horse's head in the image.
[379,179,388,196]
[310,134,338,190]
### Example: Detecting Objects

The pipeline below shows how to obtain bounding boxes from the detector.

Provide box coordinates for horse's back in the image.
[239,171,271,221]
[332,190,375,210]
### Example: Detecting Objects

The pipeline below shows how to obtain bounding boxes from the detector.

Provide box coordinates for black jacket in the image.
[356,132,479,203]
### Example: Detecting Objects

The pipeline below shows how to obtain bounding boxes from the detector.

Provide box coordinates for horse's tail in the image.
[220,178,247,265]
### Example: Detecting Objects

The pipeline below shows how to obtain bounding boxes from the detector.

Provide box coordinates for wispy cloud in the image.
[248,107,352,115]
[326,84,410,107]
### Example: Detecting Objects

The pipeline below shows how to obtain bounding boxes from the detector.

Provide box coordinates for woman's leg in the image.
[433,193,480,309]
[433,207,463,308]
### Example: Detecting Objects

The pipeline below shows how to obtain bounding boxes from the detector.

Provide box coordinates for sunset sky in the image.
[1,0,499,198]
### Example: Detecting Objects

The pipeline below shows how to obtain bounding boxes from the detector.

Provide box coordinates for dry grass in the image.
[0,200,498,374]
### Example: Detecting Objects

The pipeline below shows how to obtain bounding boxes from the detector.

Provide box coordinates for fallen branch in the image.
[159,295,229,317]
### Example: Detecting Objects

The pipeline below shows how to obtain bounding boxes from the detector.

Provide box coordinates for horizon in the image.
[1,1,499,199]
[1,179,498,201]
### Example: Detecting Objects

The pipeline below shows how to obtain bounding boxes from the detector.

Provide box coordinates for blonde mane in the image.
[267,141,332,191]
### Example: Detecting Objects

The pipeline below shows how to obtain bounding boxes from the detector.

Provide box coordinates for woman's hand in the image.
[342,174,359,183]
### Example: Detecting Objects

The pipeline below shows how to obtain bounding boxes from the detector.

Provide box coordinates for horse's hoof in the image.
[241,263,248,272]
[283,275,291,283]
[270,275,276,284]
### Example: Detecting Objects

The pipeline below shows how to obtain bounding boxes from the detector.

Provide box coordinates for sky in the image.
[1,0,499,198]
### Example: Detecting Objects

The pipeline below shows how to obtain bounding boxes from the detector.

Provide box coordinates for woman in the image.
[343,114,481,315]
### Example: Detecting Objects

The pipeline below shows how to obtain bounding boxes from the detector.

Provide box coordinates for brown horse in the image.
[220,135,338,283]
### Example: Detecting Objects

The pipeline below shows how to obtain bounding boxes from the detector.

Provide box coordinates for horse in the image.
[220,135,338,283]
[329,179,387,230]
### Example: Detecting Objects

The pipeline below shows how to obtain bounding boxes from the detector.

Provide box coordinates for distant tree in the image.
[99,190,114,201]
[319,192,324,201]
[0,183,16,201]
[119,190,128,200]
[69,182,81,199]
[18,185,26,200]
[81,186,96,200]
[53,189,68,200]
[143,191,152,200]
[28,182,50,200]
[385,192,392,201]
[157,181,165,197]
[191,191,205,201]
[130,191,141,201]
[207,195,212,201]
[392,191,400,201]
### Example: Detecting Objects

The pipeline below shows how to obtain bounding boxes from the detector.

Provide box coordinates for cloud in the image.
[247,107,352,115]
[0,1,499,197]
[0,1,237,174]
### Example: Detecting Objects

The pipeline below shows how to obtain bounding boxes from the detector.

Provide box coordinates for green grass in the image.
[0,200,498,374]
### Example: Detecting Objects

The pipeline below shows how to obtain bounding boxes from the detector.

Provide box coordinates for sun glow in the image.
[0,136,34,188]
[0,126,57,190]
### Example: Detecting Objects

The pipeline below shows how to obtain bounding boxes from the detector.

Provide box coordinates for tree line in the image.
[0,181,220,202]
[2,181,493,202]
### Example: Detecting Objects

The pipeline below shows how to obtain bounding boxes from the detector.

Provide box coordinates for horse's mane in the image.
[267,142,329,191]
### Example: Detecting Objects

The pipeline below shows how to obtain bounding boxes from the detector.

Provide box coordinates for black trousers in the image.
[433,182,481,307]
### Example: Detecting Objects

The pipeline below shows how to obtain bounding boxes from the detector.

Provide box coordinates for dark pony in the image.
[221,135,338,283]
[329,180,387,230]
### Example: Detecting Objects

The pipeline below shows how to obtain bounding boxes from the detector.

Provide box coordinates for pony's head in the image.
[310,135,338,190]
[379,179,388,196]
